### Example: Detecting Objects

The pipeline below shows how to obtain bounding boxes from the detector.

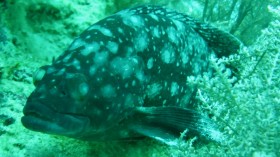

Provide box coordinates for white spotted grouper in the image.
[21,5,241,144]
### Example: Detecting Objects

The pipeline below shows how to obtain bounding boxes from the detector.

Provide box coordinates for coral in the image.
[186,5,280,156]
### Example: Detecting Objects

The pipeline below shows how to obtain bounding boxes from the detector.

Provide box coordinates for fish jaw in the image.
[21,101,90,137]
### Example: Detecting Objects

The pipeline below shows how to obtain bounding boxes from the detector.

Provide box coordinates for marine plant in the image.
[184,5,280,156]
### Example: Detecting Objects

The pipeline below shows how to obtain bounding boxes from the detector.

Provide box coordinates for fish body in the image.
[22,5,240,144]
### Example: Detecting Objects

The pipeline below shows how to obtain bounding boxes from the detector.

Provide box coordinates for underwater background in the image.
[0,0,279,156]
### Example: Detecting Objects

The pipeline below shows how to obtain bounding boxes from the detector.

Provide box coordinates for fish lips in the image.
[21,101,90,137]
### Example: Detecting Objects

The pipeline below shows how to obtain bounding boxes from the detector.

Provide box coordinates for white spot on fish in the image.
[117,27,124,34]
[161,45,175,64]
[110,57,139,79]
[132,80,136,86]
[180,94,192,106]
[33,69,46,82]
[172,20,185,31]
[149,14,159,21]
[68,38,86,51]
[162,99,167,105]
[123,15,144,28]
[46,67,56,74]
[125,47,134,56]
[85,35,91,39]
[101,68,106,72]
[106,41,119,54]
[135,70,146,83]
[124,94,134,107]
[170,82,179,96]
[134,32,148,52]
[65,73,74,79]
[180,52,189,64]
[117,38,123,44]
[62,54,72,63]
[89,65,97,76]
[79,83,89,97]
[88,25,113,37]
[50,86,58,95]
[94,51,108,66]
[81,42,100,56]
[146,83,162,99]
[101,84,116,98]
[56,68,65,76]
[167,27,178,44]
[97,77,102,82]
[155,10,163,15]
[125,83,129,88]
[193,62,201,74]
[153,45,156,51]
[152,26,160,38]
[147,58,154,69]
[72,59,81,70]
[37,84,46,94]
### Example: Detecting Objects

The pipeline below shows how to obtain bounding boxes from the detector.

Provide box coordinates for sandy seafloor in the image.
[0,0,279,157]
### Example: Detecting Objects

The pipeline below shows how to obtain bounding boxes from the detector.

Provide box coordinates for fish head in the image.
[21,64,126,140]
[22,65,91,137]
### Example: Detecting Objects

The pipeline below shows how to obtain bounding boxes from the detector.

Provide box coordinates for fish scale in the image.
[22,5,241,144]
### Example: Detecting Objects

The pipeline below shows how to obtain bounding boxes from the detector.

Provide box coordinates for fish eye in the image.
[33,68,46,86]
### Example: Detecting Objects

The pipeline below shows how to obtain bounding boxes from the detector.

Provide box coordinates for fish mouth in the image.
[21,102,90,137]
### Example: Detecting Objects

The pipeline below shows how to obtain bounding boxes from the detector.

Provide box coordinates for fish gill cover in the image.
[0,0,279,157]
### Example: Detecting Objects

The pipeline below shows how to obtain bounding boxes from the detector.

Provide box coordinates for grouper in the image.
[21,5,240,144]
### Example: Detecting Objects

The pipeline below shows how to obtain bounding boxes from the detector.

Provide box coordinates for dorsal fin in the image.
[128,5,242,57]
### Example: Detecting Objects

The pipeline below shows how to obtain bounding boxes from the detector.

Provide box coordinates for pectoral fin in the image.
[129,107,222,144]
